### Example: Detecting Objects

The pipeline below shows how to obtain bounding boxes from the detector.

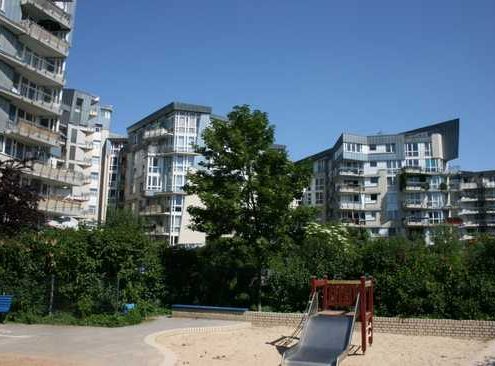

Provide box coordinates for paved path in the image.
[0,317,239,366]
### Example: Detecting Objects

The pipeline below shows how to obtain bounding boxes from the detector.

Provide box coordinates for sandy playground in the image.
[157,325,495,366]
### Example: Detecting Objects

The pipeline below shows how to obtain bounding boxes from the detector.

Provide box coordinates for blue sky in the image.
[66,0,495,170]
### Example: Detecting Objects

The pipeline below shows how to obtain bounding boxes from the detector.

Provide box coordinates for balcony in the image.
[0,48,64,87]
[21,0,72,30]
[460,196,479,202]
[77,141,94,150]
[405,218,442,227]
[19,19,69,57]
[402,166,446,175]
[139,205,170,216]
[5,118,60,147]
[339,202,363,210]
[338,168,363,177]
[75,157,92,167]
[143,128,172,140]
[39,197,82,216]
[460,182,478,190]
[336,184,362,193]
[0,83,60,117]
[80,125,96,134]
[403,201,425,209]
[459,209,479,216]
[22,161,86,186]
[147,144,198,156]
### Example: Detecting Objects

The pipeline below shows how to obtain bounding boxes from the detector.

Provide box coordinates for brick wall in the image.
[172,309,495,339]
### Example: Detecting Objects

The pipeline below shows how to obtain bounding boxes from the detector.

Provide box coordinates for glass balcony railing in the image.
[143,128,172,140]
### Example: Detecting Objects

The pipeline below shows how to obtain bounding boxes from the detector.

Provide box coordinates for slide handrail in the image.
[282,290,318,347]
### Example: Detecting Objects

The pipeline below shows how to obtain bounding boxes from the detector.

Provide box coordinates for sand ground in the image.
[0,353,85,366]
[158,326,494,366]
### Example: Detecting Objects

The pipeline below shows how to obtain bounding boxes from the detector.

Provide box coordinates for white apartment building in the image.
[60,88,112,223]
[125,102,211,247]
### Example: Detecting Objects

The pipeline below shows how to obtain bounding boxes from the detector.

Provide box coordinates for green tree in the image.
[0,159,44,235]
[185,105,312,310]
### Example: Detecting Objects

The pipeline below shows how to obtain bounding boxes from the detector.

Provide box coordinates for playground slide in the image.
[282,314,355,366]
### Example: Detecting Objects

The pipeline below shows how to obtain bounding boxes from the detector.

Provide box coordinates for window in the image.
[90,188,98,197]
[369,144,376,151]
[385,144,395,153]
[345,143,362,153]
[424,142,432,157]
[370,161,377,167]
[387,176,397,186]
[370,177,379,184]
[425,159,439,172]
[91,172,99,181]
[75,98,83,112]
[370,194,378,201]
[386,160,401,172]
[315,192,324,205]
[69,146,76,160]
[70,128,77,143]
[406,159,419,167]
[315,177,325,190]
[88,205,96,214]
[405,143,419,157]
[92,156,99,165]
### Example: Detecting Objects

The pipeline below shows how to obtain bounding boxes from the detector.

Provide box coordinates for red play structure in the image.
[310,276,374,353]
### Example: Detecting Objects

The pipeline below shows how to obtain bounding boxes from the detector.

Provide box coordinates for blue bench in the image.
[0,295,13,323]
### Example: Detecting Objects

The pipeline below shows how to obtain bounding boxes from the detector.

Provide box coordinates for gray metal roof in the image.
[127,102,212,133]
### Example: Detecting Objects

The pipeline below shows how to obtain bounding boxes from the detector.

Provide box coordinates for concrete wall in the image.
[172,309,495,340]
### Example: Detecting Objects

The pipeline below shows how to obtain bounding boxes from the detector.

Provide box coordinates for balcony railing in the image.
[338,168,364,176]
[336,184,362,192]
[23,161,86,186]
[460,182,478,190]
[339,202,363,210]
[143,128,172,140]
[6,118,59,147]
[405,217,443,226]
[21,0,72,29]
[0,47,64,86]
[20,19,69,56]
[139,205,170,215]
[78,141,94,150]
[39,196,82,216]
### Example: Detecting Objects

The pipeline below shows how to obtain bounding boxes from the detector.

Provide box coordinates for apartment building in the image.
[99,134,127,222]
[125,102,211,247]
[451,170,495,239]
[0,0,79,217]
[60,88,112,223]
[299,119,460,239]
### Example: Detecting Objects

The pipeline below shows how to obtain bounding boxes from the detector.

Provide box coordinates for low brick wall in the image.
[172,309,495,339]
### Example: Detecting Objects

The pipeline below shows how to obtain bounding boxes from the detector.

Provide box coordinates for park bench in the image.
[0,295,13,323]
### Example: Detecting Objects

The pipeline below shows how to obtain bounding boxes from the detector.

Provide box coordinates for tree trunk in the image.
[257,267,262,312]
[48,274,55,316]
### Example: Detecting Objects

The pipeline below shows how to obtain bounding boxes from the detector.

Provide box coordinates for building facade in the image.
[125,102,211,247]
[300,119,460,240]
[60,88,112,223]
[0,0,79,217]
[452,170,495,239]
[99,134,127,222]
